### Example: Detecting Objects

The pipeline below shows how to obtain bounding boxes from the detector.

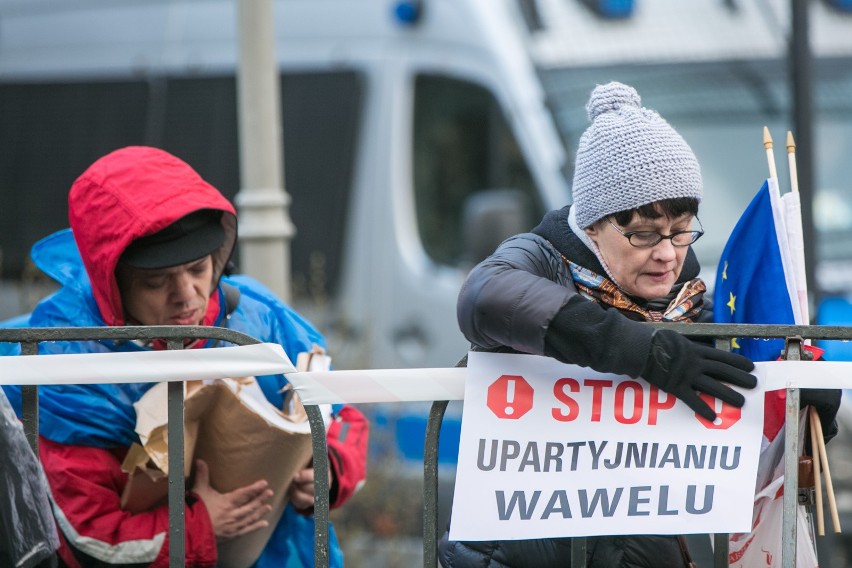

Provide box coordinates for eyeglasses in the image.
[606,217,704,248]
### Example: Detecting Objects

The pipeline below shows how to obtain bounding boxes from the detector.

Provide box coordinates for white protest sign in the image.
[449,352,765,541]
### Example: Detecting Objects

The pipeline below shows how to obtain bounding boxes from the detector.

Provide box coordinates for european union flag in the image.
[713,179,797,362]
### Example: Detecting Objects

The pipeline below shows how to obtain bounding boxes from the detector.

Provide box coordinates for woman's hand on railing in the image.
[641,329,757,421]
[191,459,274,541]
[802,388,843,443]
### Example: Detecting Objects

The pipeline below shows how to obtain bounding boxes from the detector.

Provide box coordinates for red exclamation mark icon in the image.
[487,375,534,419]
[505,378,516,416]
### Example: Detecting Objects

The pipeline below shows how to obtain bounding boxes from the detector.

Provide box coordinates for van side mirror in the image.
[460,189,531,266]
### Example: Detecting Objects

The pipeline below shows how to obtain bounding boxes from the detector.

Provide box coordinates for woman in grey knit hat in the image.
[438,81,758,568]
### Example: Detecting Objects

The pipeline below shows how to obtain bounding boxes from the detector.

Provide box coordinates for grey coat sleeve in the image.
[456,232,656,378]
[456,233,577,355]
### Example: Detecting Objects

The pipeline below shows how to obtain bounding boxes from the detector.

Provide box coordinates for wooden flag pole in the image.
[764,126,779,181]
[809,407,825,536]
[786,131,800,194]
[786,131,810,324]
[788,129,841,534]
[812,410,842,533]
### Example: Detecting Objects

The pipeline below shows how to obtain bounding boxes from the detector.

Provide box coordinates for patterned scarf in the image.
[566,259,706,323]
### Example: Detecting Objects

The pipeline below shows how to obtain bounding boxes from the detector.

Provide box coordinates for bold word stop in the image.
[487,375,534,419]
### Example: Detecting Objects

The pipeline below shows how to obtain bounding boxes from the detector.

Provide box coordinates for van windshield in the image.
[412,74,544,267]
[538,57,852,292]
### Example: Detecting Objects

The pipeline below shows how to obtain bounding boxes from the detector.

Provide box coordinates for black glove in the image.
[641,329,757,421]
[801,388,842,444]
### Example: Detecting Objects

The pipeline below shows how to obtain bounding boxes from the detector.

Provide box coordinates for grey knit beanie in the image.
[572,82,702,229]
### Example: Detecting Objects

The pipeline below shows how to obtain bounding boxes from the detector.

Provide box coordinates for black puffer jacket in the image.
[457,205,712,378]
[438,533,691,568]
[440,206,703,568]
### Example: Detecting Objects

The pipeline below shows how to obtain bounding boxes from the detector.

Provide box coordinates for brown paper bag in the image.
[120,443,169,512]
[191,379,314,568]
[121,365,323,568]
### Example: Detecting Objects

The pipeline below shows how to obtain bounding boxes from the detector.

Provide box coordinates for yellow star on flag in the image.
[726,292,736,315]
[722,261,728,281]
[731,338,741,349]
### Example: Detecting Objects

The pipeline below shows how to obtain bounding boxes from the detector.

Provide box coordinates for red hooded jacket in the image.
[28,147,367,568]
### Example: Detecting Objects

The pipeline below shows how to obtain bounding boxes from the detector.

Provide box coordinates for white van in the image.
[0,0,570,370]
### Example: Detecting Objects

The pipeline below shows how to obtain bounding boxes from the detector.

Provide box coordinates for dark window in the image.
[413,74,542,266]
[279,71,363,299]
[0,71,362,300]
[157,76,242,197]
[0,81,149,278]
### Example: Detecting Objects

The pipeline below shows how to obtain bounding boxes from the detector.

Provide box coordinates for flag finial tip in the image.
[763,126,773,149]
[786,131,796,153]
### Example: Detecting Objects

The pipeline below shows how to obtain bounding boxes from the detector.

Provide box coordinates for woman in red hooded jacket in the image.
[1,146,368,567]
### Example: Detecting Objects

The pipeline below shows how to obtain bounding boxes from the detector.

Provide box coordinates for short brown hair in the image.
[611,197,699,226]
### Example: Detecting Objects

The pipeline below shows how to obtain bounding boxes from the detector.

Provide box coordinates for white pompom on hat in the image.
[571,82,703,229]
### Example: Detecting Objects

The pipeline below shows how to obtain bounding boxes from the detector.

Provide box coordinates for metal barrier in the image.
[6,322,852,568]
[0,326,332,568]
